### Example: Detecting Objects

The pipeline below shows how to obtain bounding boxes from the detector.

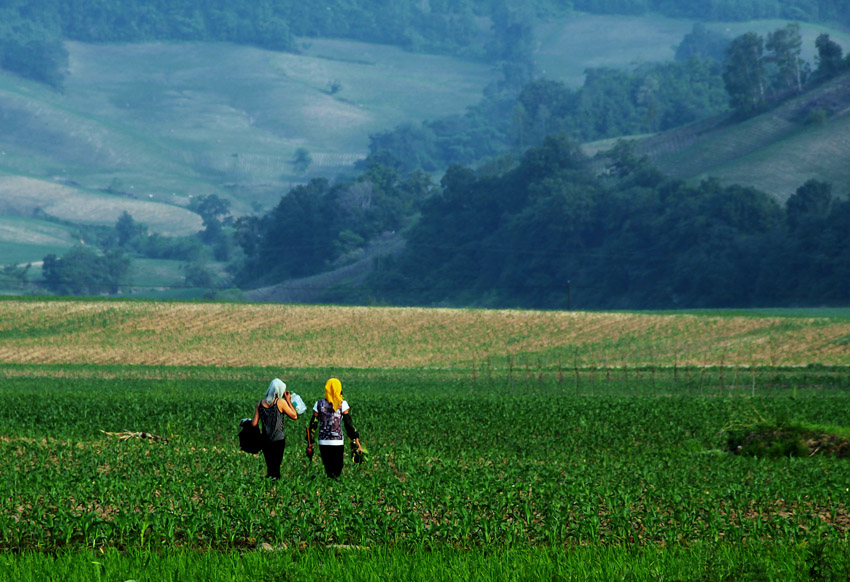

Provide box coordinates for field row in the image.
[3,300,850,369]
[2,371,849,553]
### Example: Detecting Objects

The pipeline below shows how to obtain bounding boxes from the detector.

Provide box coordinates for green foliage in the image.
[369,136,832,309]
[0,262,31,289]
[814,34,846,81]
[4,543,850,581]
[180,261,217,288]
[1,366,849,560]
[237,167,432,286]
[292,148,313,175]
[675,23,730,63]
[726,422,812,458]
[765,23,807,94]
[0,4,68,89]
[723,32,768,116]
[371,55,728,169]
[41,247,130,296]
[575,0,850,28]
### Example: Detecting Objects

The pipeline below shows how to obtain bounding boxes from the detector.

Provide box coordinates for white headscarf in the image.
[264,378,286,405]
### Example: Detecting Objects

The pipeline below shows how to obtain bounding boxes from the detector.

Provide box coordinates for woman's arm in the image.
[343,410,362,452]
[306,411,318,457]
[277,391,298,420]
[250,402,260,427]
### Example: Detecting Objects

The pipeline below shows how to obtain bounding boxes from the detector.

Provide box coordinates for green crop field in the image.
[1,299,849,580]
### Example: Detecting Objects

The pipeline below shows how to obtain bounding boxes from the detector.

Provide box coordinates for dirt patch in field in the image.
[728,425,850,459]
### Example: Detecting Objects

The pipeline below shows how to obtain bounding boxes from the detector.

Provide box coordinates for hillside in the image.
[0,40,496,214]
[3,13,850,291]
[620,71,850,203]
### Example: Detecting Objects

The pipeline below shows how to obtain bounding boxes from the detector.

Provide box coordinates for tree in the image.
[253,179,335,280]
[181,261,216,288]
[604,139,649,178]
[0,38,68,90]
[786,179,833,231]
[190,194,231,224]
[42,246,129,295]
[1,262,30,289]
[190,194,232,250]
[115,211,147,248]
[292,148,312,175]
[765,23,806,94]
[814,33,844,80]
[675,23,729,63]
[723,32,767,116]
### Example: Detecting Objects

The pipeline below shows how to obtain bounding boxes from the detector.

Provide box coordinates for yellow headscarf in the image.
[324,377,343,411]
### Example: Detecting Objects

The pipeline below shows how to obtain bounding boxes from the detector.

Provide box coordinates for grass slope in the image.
[624,72,850,203]
[0,40,496,214]
[0,38,495,265]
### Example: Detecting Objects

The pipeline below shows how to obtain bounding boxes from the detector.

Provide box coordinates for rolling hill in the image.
[0,37,497,269]
[623,71,850,203]
[2,13,849,286]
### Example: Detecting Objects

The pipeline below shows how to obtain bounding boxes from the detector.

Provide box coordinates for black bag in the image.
[238,418,263,454]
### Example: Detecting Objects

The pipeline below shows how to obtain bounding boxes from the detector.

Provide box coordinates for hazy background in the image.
[1,2,849,308]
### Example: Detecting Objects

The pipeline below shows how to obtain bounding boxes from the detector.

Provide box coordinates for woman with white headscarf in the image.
[251,378,298,479]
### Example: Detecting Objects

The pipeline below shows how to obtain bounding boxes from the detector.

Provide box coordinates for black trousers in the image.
[319,444,344,478]
[262,438,286,479]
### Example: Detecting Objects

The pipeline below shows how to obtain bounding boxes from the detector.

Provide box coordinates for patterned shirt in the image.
[313,398,350,446]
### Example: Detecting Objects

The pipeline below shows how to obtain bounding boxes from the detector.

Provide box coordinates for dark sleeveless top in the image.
[258,401,286,442]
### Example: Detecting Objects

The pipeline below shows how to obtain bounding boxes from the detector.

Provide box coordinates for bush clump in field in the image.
[727,421,850,459]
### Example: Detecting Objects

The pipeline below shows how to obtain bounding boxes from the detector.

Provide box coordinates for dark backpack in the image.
[238,418,263,454]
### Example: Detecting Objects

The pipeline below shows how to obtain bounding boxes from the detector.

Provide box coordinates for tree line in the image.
[0,0,556,89]
[367,23,850,176]
[20,5,850,307]
[364,137,850,309]
[3,0,850,91]
[38,194,239,296]
[367,51,729,174]
[723,24,850,117]
[575,0,850,27]
[36,128,850,308]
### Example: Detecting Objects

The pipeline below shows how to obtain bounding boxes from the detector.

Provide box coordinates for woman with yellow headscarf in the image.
[306,378,363,478]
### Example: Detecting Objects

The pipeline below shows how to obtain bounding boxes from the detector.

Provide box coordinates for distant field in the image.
[3,299,850,369]
[0,176,202,236]
[0,216,78,264]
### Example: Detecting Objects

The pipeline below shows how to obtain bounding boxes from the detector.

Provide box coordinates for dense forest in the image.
[366,136,850,309]
[45,128,849,309]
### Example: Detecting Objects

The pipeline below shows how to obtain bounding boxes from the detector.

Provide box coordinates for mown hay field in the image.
[2,299,850,369]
